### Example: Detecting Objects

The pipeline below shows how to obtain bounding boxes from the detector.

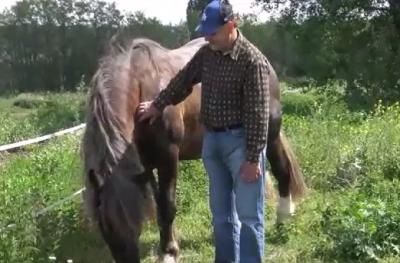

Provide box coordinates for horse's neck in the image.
[171,41,205,65]
[140,41,204,100]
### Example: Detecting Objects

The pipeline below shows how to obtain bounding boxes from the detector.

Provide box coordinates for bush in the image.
[319,184,400,262]
[0,92,86,145]
[32,100,82,134]
[12,98,48,109]
[11,93,49,109]
[281,92,316,116]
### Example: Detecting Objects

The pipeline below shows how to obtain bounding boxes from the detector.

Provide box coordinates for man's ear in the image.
[88,169,104,191]
[226,18,237,33]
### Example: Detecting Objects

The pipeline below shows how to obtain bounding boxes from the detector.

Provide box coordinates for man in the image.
[138,0,269,262]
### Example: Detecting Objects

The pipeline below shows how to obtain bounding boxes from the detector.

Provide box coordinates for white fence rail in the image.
[34,188,86,216]
[0,123,86,152]
[281,88,303,95]
[0,123,87,233]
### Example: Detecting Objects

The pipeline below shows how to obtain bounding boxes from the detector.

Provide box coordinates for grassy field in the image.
[1,90,400,263]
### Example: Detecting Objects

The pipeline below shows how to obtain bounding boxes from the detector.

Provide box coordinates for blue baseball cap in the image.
[195,0,231,35]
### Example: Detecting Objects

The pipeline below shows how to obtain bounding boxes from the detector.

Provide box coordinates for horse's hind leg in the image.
[154,145,180,263]
[266,131,307,225]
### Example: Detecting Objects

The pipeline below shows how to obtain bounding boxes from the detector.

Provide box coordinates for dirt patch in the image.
[0,148,33,166]
[0,152,10,166]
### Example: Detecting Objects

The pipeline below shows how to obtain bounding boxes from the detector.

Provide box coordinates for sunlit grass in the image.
[2,92,400,262]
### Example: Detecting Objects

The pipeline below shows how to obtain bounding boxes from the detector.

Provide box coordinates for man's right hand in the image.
[137,101,161,122]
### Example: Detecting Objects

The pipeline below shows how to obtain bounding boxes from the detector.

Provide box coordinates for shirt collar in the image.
[221,29,244,60]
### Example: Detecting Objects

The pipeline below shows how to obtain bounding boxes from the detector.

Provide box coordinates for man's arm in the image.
[152,45,206,111]
[243,59,270,164]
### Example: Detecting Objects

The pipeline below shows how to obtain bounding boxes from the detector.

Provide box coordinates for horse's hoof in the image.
[276,211,294,225]
[276,196,295,224]
[155,254,177,263]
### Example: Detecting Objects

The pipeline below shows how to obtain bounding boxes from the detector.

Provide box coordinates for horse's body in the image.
[81,35,307,263]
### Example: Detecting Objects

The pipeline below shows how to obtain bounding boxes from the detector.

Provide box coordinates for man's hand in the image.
[137,101,161,122]
[240,161,261,182]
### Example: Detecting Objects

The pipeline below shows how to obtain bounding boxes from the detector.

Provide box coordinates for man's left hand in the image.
[240,161,261,182]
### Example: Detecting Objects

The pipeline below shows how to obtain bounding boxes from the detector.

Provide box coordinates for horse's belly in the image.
[178,123,204,160]
[177,88,203,160]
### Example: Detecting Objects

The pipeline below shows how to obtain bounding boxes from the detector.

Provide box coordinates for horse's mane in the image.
[82,40,133,182]
[80,35,206,221]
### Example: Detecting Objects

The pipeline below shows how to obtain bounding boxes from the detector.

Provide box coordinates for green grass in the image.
[0,92,86,146]
[2,92,400,262]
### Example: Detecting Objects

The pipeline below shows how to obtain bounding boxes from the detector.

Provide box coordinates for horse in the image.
[80,34,307,263]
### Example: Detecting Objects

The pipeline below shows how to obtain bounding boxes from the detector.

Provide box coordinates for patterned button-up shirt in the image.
[153,30,270,163]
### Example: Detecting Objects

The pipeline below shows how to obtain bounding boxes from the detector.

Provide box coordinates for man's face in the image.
[204,24,230,51]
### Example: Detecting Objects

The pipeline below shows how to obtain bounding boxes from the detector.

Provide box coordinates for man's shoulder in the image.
[240,37,268,67]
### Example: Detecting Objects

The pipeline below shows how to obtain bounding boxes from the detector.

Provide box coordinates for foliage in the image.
[1,90,400,262]
[2,1,400,261]
[0,92,85,145]
[1,0,399,109]
[253,0,400,107]
[281,92,318,116]
[0,0,190,93]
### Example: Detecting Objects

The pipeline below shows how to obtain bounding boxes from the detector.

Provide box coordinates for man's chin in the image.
[209,44,220,51]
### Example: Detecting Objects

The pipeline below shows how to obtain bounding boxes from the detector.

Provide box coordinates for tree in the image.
[253,0,400,107]
[186,0,209,39]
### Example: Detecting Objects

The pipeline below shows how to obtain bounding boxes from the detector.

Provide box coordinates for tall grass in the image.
[1,91,400,262]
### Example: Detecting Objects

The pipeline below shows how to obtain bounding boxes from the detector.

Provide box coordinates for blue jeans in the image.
[202,127,266,263]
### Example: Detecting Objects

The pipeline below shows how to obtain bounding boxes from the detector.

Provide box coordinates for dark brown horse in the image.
[80,35,307,263]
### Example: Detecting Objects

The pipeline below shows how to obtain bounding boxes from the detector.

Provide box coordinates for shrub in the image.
[281,92,317,116]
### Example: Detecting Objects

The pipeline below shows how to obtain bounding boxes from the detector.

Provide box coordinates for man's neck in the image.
[221,29,239,54]
[229,29,239,48]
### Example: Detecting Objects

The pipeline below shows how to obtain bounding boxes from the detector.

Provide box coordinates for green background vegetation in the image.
[1,0,400,262]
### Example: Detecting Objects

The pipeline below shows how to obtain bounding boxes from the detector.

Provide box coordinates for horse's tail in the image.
[264,169,278,201]
[277,130,307,201]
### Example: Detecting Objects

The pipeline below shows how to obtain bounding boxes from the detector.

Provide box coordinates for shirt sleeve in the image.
[152,45,206,111]
[243,59,270,164]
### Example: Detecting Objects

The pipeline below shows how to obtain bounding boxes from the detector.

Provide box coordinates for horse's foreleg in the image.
[155,145,180,263]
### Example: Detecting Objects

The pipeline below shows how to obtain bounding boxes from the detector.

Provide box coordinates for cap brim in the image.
[195,23,218,35]
[194,24,202,32]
